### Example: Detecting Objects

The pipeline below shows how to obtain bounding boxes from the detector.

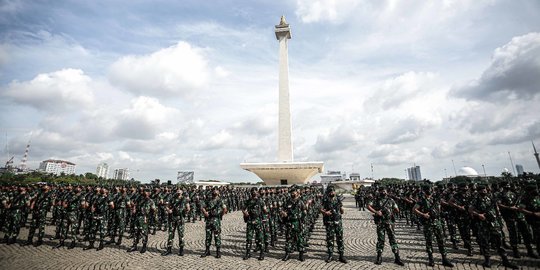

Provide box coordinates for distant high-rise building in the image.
[407,166,422,181]
[113,168,130,181]
[177,171,194,184]
[516,164,524,176]
[96,162,109,179]
[39,159,76,176]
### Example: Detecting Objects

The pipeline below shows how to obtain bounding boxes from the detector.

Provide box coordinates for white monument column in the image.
[275,16,293,162]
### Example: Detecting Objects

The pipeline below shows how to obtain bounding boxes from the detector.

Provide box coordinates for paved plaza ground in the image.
[1,197,539,270]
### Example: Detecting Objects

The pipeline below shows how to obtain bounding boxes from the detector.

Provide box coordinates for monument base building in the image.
[240,162,324,186]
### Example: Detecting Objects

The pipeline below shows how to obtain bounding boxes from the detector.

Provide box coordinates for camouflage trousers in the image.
[261,218,270,246]
[132,216,149,246]
[376,222,399,254]
[28,210,48,241]
[166,217,185,248]
[88,216,108,243]
[476,222,506,257]
[62,211,79,242]
[285,220,304,253]
[325,219,344,254]
[5,209,23,238]
[109,209,126,239]
[503,216,533,248]
[204,217,221,248]
[456,217,472,250]
[245,219,264,251]
[422,220,447,256]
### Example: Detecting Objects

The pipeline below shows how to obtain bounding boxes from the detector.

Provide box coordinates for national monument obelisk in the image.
[240,16,324,185]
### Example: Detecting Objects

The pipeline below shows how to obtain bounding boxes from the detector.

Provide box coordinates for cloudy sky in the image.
[1,0,540,183]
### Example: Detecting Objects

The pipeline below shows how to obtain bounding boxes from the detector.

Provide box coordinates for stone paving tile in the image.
[1,197,538,269]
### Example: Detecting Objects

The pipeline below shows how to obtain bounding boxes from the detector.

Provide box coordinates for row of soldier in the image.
[358,180,539,268]
[0,183,346,263]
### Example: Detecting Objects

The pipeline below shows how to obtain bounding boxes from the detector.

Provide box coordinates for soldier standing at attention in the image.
[3,186,30,244]
[127,188,155,253]
[281,186,307,262]
[200,188,227,258]
[161,188,189,256]
[24,184,52,247]
[321,186,347,263]
[367,186,404,266]
[413,185,454,267]
[448,182,473,256]
[242,187,266,260]
[469,183,518,269]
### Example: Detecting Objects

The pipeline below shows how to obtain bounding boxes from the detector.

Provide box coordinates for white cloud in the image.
[451,32,540,101]
[108,41,210,97]
[295,0,359,23]
[2,68,95,112]
[113,96,182,140]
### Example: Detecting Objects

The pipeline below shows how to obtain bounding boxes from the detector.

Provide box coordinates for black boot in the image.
[427,253,434,267]
[161,247,172,256]
[394,252,405,266]
[512,247,521,258]
[140,243,147,253]
[527,245,539,259]
[127,245,137,252]
[216,247,221,258]
[116,236,122,246]
[501,254,518,269]
[325,253,333,263]
[338,252,347,264]
[83,241,94,251]
[33,239,43,247]
[8,237,16,245]
[282,252,290,261]
[53,241,64,249]
[482,256,491,268]
[452,241,459,250]
[243,245,251,260]
[441,255,454,267]
[67,241,76,249]
[375,252,382,265]
[22,238,32,246]
[299,251,305,261]
[178,246,184,256]
[201,246,210,257]
[258,249,264,261]
[466,247,473,256]
[96,241,104,251]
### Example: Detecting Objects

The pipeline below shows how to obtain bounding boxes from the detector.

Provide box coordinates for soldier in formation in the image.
[321,186,347,263]
[2,177,540,268]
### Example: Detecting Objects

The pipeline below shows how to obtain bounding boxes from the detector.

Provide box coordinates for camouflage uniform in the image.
[127,191,155,253]
[281,188,306,261]
[200,191,226,258]
[25,187,52,246]
[321,187,346,263]
[498,185,535,258]
[414,186,453,267]
[162,190,189,256]
[367,187,404,266]
[469,185,517,269]
[3,188,29,244]
[242,189,266,260]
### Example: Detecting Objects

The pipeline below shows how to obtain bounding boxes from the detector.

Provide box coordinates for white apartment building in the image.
[113,168,130,181]
[39,159,76,175]
[96,162,109,179]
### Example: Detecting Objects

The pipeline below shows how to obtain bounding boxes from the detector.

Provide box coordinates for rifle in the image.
[374,197,390,224]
